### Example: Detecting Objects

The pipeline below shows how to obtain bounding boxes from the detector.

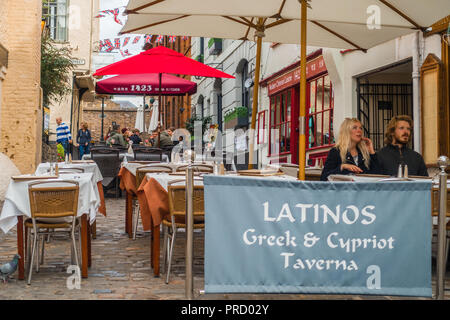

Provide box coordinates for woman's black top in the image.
[320,147,379,181]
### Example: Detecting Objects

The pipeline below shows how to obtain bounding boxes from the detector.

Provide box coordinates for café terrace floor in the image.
[0,196,449,301]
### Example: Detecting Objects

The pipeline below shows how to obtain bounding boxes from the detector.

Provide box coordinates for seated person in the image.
[106,124,127,147]
[320,118,378,181]
[376,115,428,176]
[129,128,142,145]
[159,127,175,148]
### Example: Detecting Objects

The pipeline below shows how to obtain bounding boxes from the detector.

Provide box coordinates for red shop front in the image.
[260,49,335,166]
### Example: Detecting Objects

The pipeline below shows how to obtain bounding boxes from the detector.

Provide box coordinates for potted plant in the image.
[208,38,222,55]
[224,106,248,130]
[195,54,204,63]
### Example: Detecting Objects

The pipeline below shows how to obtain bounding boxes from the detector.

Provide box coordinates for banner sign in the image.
[203,176,432,297]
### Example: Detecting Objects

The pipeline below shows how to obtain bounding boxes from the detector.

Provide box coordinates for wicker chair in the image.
[91,148,121,198]
[176,164,214,173]
[134,147,163,162]
[58,167,85,174]
[26,180,80,285]
[130,164,174,240]
[162,180,205,284]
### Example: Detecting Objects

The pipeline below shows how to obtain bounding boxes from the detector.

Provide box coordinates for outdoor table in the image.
[0,172,99,279]
[136,172,297,277]
[83,152,169,164]
[36,161,106,216]
[118,161,211,237]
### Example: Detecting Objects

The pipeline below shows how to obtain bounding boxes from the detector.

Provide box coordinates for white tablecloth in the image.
[36,162,103,183]
[124,161,213,176]
[145,172,297,191]
[0,172,99,234]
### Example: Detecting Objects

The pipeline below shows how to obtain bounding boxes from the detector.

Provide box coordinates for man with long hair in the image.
[376,115,428,176]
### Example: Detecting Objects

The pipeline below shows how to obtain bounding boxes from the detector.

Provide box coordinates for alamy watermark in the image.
[66,265,81,290]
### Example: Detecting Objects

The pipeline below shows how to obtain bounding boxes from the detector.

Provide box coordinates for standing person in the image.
[320,118,378,181]
[77,122,92,160]
[376,115,428,176]
[56,117,72,157]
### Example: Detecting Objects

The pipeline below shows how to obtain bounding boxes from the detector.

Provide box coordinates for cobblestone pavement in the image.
[0,197,449,300]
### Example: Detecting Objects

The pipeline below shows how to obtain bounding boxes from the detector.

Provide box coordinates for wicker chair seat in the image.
[162,215,205,227]
[25,218,78,229]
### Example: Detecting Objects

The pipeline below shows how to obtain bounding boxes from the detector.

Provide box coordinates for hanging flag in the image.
[156,35,164,43]
[182,36,189,40]
[168,35,176,43]
[122,37,130,47]
[132,36,141,44]
[144,34,152,43]
[102,39,114,52]
[94,14,105,18]
[112,8,123,25]
[119,49,132,57]
[114,38,121,49]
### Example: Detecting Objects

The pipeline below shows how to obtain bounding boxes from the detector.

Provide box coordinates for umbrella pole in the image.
[143,94,146,133]
[157,73,162,147]
[298,0,307,180]
[248,30,263,170]
[100,97,105,142]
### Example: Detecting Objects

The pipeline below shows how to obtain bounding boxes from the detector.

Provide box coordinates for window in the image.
[240,60,250,108]
[257,110,266,144]
[42,0,68,42]
[307,74,334,149]
[269,89,292,155]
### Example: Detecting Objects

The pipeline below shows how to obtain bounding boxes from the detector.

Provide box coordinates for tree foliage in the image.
[41,34,74,106]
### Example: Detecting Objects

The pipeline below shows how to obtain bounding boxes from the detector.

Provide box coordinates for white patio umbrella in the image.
[148,100,162,132]
[134,104,146,132]
[121,0,449,178]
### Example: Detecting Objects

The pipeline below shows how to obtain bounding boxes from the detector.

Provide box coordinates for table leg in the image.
[91,220,97,239]
[81,215,88,278]
[87,221,92,268]
[125,191,134,237]
[17,216,24,280]
[152,225,160,277]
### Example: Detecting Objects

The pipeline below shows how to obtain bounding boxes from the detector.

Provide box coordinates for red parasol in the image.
[95,73,197,96]
[93,46,233,147]
[93,46,233,79]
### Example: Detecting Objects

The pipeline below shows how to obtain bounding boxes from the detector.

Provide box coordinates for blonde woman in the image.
[77,122,92,160]
[320,118,378,181]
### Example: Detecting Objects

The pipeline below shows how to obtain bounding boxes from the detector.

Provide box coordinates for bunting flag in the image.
[132,36,141,44]
[112,8,123,25]
[182,36,189,40]
[168,35,177,43]
[144,34,152,43]
[95,7,123,25]
[100,39,114,52]
[114,38,121,49]
[119,49,132,57]
[155,35,164,43]
[122,37,130,47]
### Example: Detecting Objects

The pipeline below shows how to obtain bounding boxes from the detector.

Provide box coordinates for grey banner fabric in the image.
[204,176,432,297]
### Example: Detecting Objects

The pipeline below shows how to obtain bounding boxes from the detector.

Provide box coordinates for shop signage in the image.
[71,58,86,65]
[267,56,327,96]
[204,176,432,297]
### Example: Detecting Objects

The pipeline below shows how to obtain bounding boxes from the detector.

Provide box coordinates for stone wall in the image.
[0,0,42,174]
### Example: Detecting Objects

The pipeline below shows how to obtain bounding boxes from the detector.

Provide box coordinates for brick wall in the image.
[0,1,42,174]
[81,99,153,142]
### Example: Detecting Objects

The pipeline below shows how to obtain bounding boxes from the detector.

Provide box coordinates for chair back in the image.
[91,148,121,178]
[128,161,161,165]
[58,167,85,174]
[135,164,173,188]
[134,147,163,161]
[167,184,204,221]
[176,164,213,173]
[28,180,79,218]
